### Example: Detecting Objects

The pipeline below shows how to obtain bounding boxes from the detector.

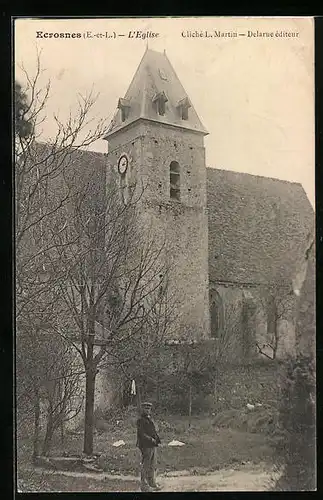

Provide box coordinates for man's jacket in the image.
[136,414,161,449]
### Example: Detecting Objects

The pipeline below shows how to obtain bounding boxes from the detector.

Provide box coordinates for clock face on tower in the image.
[117,154,129,175]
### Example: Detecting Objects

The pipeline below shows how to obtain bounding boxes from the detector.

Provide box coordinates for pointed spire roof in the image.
[104,49,208,139]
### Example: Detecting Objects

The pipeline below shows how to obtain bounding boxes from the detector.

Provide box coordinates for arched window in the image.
[169,161,180,201]
[119,171,132,206]
[210,290,224,338]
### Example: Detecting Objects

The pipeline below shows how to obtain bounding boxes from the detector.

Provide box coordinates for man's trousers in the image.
[140,447,157,490]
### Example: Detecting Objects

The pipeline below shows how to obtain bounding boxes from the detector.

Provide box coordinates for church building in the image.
[55,48,313,417]
[102,47,313,362]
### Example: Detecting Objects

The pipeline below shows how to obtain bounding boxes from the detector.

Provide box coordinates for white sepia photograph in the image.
[14,16,315,492]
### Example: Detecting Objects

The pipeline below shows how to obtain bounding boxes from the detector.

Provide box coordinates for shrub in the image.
[272,355,316,491]
[212,406,279,435]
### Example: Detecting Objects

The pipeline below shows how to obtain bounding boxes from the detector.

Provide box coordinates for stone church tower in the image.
[104,48,210,341]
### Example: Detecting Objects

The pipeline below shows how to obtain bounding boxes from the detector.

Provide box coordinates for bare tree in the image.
[190,299,245,414]
[15,51,107,459]
[16,281,64,460]
[15,50,106,319]
[41,342,84,456]
[15,51,176,458]
[116,279,178,412]
[256,282,295,360]
[16,322,84,459]
[144,300,242,418]
[45,173,175,455]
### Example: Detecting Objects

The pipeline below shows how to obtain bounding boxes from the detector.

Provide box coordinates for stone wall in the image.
[212,361,281,412]
[65,348,122,431]
[121,346,282,414]
[107,120,210,341]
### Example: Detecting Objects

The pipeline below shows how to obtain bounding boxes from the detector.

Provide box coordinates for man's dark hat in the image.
[141,401,153,408]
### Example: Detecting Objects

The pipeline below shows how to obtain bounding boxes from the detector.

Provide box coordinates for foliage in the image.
[15,81,34,139]
[271,235,316,491]
[272,354,316,491]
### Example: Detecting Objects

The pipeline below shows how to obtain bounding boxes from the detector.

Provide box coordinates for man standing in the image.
[136,402,161,492]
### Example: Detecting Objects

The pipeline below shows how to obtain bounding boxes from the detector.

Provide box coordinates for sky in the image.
[15,17,315,205]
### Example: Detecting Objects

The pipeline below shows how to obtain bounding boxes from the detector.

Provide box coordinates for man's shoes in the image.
[141,485,154,492]
[150,484,162,491]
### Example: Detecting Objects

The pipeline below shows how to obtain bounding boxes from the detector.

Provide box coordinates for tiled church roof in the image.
[207,167,314,286]
[29,144,314,289]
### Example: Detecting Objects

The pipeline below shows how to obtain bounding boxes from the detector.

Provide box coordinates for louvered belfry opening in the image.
[170,161,180,201]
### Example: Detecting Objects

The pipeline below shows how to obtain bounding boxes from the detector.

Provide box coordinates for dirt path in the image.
[23,463,277,492]
[160,467,274,492]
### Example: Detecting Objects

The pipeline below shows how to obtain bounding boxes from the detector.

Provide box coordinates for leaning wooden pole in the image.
[136,379,142,415]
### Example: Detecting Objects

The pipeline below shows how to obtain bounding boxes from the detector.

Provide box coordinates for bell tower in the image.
[104,48,210,341]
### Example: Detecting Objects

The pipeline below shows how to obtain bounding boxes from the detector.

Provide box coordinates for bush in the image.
[212,406,279,435]
[272,355,316,491]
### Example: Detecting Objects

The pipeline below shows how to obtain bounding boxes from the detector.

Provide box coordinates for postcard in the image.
[14,16,315,492]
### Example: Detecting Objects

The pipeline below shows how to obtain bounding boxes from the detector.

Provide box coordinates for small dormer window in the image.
[158,99,165,116]
[153,91,168,117]
[117,98,131,122]
[121,108,127,122]
[177,97,191,121]
[181,107,188,120]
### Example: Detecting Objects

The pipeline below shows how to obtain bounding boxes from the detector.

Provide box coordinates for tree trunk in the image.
[83,366,96,456]
[156,378,160,405]
[32,394,41,462]
[60,420,65,447]
[42,410,55,456]
[273,314,279,359]
[213,377,218,406]
[188,383,192,428]
[156,355,160,404]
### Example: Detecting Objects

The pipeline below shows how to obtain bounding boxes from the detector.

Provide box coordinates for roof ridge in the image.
[206,166,303,187]
[77,149,107,157]
[146,47,165,55]
[34,141,107,157]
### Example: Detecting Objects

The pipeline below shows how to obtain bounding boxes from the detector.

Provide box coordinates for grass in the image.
[18,412,273,479]
[93,427,271,476]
